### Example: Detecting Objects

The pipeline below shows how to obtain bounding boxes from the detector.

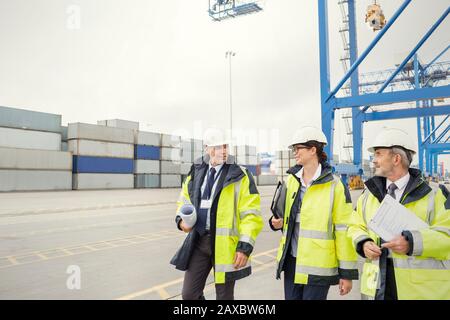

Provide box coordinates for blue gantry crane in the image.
[319,0,450,179]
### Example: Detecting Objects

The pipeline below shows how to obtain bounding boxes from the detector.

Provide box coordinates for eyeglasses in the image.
[291,145,311,153]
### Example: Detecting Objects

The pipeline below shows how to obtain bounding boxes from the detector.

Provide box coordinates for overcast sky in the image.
[0,0,449,170]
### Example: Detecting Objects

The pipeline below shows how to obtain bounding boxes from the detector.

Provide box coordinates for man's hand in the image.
[339,279,352,296]
[233,252,248,269]
[363,241,382,260]
[179,220,192,233]
[381,235,409,255]
[271,217,283,229]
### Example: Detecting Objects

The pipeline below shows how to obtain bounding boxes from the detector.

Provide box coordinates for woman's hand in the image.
[271,217,283,229]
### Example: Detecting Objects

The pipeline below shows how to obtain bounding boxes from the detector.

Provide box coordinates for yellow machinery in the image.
[349,175,365,190]
[365,1,386,32]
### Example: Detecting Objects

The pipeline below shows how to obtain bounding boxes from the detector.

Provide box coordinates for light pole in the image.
[225,50,236,141]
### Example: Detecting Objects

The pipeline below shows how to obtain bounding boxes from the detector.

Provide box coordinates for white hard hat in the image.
[367,128,417,154]
[204,128,231,147]
[177,204,197,228]
[289,126,328,149]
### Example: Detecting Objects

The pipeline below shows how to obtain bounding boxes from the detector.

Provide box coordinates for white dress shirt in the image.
[290,163,322,257]
[386,172,410,202]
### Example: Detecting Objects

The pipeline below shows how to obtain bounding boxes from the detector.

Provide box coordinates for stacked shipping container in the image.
[160,134,181,188]
[134,131,161,188]
[275,150,296,182]
[68,123,135,190]
[0,106,72,191]
[233,145,258,176]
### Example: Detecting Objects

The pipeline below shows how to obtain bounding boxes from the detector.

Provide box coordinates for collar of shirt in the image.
[208,162,224,175]
[296,163,322,188]
[386,172,410,194]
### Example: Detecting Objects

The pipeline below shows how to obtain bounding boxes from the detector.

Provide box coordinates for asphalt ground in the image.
[0,186,366,300]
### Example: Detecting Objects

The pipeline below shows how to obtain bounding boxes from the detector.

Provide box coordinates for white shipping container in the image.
[181,149,193,163]
[193,150,203,162]
[235,146,245,155]
[161,174,181,188]
[97,119,139,131]
[274,160,282,168]
[135,174,160,188]
[235,145,257,156]
[236,155,245,165]
[134,160,160,174]
[192,139,203,152]
[160,147,181,162]
[237,155,257,165]
[181,140,192,153]
[160,160,181,174]
[181,162,193,175]
[161,134,181,148]
[274,168,284,175]
[68,139,134,159]
[0,127,61,151]
[0,106,62,133]
[248,155,257,165]
[135,131,161,146]
[289,158,297,167]
[68,123,134,144]
[277,175,289,183]
[0,170,72,192]
[281,150,291,159]
[72,174,134,190]
[257,175,278,186]
[0,147,72,170]
[61,126,68,141]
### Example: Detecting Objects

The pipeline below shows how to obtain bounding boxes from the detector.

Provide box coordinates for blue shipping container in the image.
[135,145,160,160]
[73,156,133,173]
[244,165,257,176]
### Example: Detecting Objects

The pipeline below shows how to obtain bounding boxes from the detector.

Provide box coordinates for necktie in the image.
[384,183,398,259]
[387,183,398,200]
[196,167,216,235]
[203,167,216,200]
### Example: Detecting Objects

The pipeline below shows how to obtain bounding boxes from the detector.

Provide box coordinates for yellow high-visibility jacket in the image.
[348,169,450,300]
[272,163,359,285]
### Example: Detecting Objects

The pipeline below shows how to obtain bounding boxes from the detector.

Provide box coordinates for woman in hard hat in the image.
[269,126,358,300]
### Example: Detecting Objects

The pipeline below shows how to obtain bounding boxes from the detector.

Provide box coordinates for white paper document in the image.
[368,195,428,241]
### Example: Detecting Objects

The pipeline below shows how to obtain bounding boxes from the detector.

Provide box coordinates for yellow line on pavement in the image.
[117,247,279,300]
[117,277,185,300]
[35,253,49,260]
[7,256,18,265]
[0,229,183,270]
[157,288,171,300]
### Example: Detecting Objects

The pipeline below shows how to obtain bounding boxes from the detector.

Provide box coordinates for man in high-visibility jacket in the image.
[170,131,263,300]
[349,128,450,300]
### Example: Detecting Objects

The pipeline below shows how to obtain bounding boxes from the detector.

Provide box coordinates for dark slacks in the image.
[283,253,330,300]
[384,258,398,300]
[181,233,235,300]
